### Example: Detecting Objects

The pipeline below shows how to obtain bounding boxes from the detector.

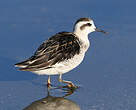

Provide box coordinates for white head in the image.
[73,18,108,37]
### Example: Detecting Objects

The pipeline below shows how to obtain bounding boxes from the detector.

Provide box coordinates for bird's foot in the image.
[66,82,79,89]
[47,83,51,90]
[67,82,75,88]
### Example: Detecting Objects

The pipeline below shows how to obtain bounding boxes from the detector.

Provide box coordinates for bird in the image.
[15,17,108,88]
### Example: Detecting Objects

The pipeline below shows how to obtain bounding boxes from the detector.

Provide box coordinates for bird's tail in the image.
[15,60,30,68]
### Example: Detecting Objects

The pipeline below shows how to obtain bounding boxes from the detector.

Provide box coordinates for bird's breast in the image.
[80,39,90,52]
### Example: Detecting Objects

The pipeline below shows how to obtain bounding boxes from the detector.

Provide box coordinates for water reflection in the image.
[23,86,80,110]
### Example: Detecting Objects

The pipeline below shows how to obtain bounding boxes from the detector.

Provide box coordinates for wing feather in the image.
[15,32,81,71]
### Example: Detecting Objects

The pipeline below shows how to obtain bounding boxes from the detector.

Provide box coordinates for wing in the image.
[15,32,81,71]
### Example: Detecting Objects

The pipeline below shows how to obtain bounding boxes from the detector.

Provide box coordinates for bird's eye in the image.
[87,23,92,26]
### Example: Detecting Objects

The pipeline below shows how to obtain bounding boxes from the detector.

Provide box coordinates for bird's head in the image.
[73,18,108,36]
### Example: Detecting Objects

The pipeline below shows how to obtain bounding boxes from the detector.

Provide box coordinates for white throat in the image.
[73,30,90,52]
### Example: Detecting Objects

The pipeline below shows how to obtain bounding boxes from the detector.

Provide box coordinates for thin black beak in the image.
[95,28,109,34]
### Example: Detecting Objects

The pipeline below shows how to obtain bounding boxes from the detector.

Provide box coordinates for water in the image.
[0,0,136,110]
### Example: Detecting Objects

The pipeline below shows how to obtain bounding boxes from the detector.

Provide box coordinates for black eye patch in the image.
[80,23,92,30]
[87,23,92,26]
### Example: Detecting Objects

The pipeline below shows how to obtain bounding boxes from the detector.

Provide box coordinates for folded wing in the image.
[15,32,80,71]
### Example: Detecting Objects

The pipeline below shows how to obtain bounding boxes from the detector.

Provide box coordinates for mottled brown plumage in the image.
[15,32,81,71]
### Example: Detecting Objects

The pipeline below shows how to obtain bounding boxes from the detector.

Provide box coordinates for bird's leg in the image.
[59,74,75,88]
[47,75,51,89]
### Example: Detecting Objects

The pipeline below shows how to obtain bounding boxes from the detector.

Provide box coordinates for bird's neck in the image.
[73,30,90,52]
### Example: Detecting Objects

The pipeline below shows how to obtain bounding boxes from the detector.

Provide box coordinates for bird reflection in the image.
[23,86,80,110]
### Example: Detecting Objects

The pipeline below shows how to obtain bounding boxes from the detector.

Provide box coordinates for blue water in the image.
[0,0,136,110]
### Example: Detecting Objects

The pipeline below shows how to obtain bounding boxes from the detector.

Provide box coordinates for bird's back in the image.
[15,32,81,72]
